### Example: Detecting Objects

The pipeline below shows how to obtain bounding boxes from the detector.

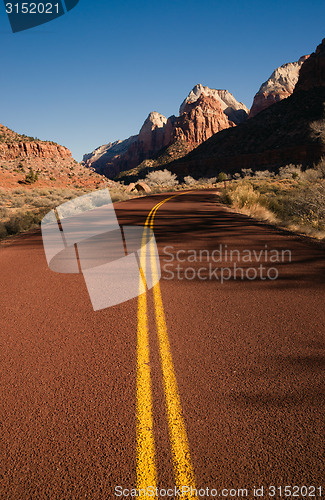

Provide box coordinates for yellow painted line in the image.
[136,224,157,490]
[136,197,178,490]
[136,192,196,498]
[148,198,196,498]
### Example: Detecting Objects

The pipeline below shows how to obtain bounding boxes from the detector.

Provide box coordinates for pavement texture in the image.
[0,190,324,499]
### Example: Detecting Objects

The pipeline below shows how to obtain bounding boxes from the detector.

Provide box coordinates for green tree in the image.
[218,172,227,182]
[24,167,38,184]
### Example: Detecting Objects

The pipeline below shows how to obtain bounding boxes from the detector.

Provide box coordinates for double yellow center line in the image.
[136,195,196,498]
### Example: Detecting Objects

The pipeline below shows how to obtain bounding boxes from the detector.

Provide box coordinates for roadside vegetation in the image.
[219,160,325,240]
[143,169,218,192]
[0,184,130,240]
[141,163,325,240]
[2,160,325,242]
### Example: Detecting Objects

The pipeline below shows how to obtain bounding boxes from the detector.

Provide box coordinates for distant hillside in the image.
[82,84,248,179]
[116,139,193,182]
[0,124,38,143]
[0,123,108,189]
[158,38,325,179]
[249,55,309,118]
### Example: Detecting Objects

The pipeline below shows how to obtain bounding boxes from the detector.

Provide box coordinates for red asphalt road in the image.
[0,190,324,499]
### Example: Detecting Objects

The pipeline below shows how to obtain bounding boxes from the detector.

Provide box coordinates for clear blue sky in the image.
[1,0,324,160]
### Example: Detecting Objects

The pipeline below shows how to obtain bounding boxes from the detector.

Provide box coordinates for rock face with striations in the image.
[121,112,168,174]
[137,111,167,151]
[249,55,310,118]
[0,123,107,189]
[179,83,249,124]
[83,85,248,178]
[0,141,71,160]
[167,94,236,146]
[82,136,137,175]
[0,124,71,160]
[166,39,325,178]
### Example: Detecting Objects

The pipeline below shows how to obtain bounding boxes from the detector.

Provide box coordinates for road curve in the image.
[0,190,324,499]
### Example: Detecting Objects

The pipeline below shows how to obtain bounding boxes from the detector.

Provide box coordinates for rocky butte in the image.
[165,38,325,178]
[0,123,107,189]
[82,84,249,179]
[249,55,309,118]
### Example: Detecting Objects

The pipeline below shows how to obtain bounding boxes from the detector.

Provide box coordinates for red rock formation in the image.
[83,85,247,178]
[249,55,309,118]
[167,39,325,177]
[179,84,249,123]
[0,123,108,189]
[137,111,167,152]
[295,38,325,91]
[169,94,235,147]
[0,141,71,160]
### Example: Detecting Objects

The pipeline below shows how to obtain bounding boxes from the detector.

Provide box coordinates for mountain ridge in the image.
[0,123,108,189]
[82,84,248,178]
[162,38,325,178]
[249,55,309,118]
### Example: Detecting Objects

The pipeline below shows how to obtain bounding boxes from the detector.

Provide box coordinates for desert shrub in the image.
[288,183,325,229]
[196,177,217,186]
[0,190,10,204]
[4,210,45,235]
[217,172,228,182]
[241,168,253,178]
[0,207,9,219]
[233,173,241,180]
[278,164,302,179]
[145,169,179,187]
[184,176,196,186]
[254,170,273,179]
[109,189,130,202]
[220,181,276,222]
[301,168,322,182]
[0,223,7,239]
[315,157,325,178]
[31,197,57,208]
[221,175,325,237]
[21,194,35,204]
[11,198,25,208]
[13,188,26,195]
[221,182,261,208]
[24,167,39,184]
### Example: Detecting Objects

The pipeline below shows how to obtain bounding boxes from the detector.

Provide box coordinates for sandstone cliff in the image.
[295,39,325,91]
[0,141,71,161]
[164,39,325,178]
[249,55,309,118]
[179,84,249,124]
[0,124,107,189]
[83,85,248,178]
[168,94,235,146]
[82,136,137,175]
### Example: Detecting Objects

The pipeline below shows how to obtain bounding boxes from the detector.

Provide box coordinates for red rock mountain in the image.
[179,84,249,124]
[166,95,236,146]
[82,85,248,178]
[0,124,71,160]
[0,124,107,189]
[295,40,325,91]
[249,55,309,118]
[164,38,325,178]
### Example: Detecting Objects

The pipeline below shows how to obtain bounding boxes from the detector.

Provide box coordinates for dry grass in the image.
[0,185,131,240]
[220,167,325,240]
